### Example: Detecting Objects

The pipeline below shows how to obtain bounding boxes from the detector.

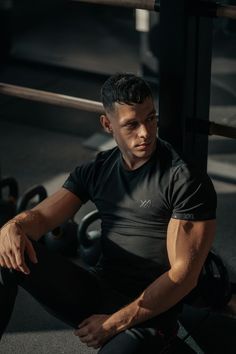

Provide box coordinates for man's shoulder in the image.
[96,145,119,159]
[93,146,120,165]
[157,138,185,170]
[70,146,119,178]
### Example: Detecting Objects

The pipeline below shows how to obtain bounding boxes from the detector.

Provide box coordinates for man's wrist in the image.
[0,219,23,233]
[0,210,42,239]
[106,300,141,334]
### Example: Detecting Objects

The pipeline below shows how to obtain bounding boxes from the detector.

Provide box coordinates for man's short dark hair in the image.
[101,73,153,113]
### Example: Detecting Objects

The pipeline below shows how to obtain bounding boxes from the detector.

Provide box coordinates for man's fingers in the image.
[76,332,101,349]
[15,245,30,274]
[1,254,12,268]
[0,255,5,267]
[25,238,38,264]
[78,317,93,328]
[78,334,101,348]
[8,251,18,270]
[87,342,100,349]
[75,327,88,337]
[1,253,20,271]
[11,237,37,274]
[79,333,93,342]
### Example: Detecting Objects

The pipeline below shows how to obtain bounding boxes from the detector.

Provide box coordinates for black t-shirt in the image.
[63,138,216,298]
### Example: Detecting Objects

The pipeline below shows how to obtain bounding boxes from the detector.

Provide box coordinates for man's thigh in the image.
[10,240,104,327]
[98,327,168,354]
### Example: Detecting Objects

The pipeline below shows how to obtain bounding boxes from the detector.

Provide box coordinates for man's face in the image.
[101,96,158,163]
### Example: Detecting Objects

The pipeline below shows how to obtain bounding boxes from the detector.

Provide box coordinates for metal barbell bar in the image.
[72,0,236,20]
[209,121,236,139]
[0,82,104,113]
[216,4,236,20]
[0,82,235,139]
[192,2,236,20]
[71,0,159,11]
[187,118,236,139]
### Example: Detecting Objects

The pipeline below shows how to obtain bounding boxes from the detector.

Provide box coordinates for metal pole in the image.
[216,4,236,20]
[158,0,187,156]
[183,2,214,171]
[0,84,235,139]
[0,83,104,113]
[210,122,236,139]
[159,0,214,171]
[71,0,236,19]
[71,0,158,11]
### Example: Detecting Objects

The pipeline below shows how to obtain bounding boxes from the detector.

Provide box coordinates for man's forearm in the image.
[5,210,48,240]
[104,269,196,334]
[74,270,195,349]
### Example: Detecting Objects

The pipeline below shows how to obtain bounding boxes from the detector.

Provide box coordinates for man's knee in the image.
[0,266,17,287]
[0,267,18,338]
[98,327,165,354]
[0,267,18,305]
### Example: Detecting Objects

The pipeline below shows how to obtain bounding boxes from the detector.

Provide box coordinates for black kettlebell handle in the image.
[78,210,101,248]
[203,251,228,284]
[16,185,48,213]
[203,250,232,305]
[0,177,19,201]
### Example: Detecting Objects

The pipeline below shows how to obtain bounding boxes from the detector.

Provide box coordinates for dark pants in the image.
[0,241,178,353]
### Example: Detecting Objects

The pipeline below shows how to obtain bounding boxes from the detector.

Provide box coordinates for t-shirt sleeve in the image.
[62,161,95,203]
[170,164,217,221]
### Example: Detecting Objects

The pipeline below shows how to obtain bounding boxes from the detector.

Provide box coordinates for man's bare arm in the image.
[108,219,215,328]
[109,218,215,327]
[0,188,82,273]
[75,218,216,347]
[11,187,82,240]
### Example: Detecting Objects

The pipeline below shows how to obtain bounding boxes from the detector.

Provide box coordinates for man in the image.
[0,73,216,353]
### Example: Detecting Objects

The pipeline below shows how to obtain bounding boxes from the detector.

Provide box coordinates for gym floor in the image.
[0,3,236,353]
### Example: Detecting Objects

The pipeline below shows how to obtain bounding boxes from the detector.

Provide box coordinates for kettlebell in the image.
[199,250,232,309]
[16,185,48,213]
[44,219,78,257]
[78,210,101,266]
[184,250,232,309]
[0,176,19,227]
[16,184,48,243]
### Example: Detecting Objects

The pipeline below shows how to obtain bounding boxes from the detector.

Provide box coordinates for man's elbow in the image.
[168,263,199,292]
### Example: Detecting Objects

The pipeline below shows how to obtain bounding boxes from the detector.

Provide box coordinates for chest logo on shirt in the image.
[140,200,152,208]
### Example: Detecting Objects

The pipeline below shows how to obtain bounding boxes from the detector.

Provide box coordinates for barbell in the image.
[0,82,235,140]
[0,83,103,113]
[71,0,236,20]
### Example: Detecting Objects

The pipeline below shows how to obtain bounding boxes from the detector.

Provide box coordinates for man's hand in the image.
[0,221,38,274]
[74,314,116,349]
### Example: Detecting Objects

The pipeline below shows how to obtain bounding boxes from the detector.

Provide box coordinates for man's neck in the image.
[121,141,157,171]
[122,155,150,171]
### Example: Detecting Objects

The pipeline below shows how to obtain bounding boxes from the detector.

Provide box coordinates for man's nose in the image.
[138,123,149,138]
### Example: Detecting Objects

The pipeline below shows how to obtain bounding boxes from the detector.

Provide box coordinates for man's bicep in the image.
[32,187,82,230]
[167,218,216,283]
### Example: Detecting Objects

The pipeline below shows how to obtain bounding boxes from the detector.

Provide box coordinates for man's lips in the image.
[136,141,152,147]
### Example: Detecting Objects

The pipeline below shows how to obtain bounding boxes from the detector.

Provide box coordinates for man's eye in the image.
[126,122,138,128]
[147,115,157,122]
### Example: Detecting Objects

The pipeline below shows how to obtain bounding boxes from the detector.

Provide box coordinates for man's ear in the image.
[100,114,113,134]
